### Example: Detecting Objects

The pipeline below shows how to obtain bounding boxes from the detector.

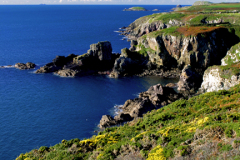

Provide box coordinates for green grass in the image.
[130,7,146,10]
[16,83,240,160]
[147,13,186,24]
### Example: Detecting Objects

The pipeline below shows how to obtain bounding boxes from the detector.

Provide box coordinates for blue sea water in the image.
[0,5,180,159]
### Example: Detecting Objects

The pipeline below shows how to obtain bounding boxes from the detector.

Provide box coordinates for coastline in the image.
[15,3,240,159]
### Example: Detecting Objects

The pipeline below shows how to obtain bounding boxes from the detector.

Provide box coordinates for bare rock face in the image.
[109,48,147,78]
[15,62,36,70]
[199,64,240,93]
[122,98,155,118]
[36,54,77,74]
[99,84,181,128]
[177,65,202,93]
[221,42,240,66]
[87,41,112,61]
[36,41,118,77]
[99,115,117,128]
[121,14,184,40]
[56,69,79,77]
[135,28,239,72]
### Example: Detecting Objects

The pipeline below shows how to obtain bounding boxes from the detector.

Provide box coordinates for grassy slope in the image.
[17,74,240,159]
[16,3,240,160]
[133,3,240,38]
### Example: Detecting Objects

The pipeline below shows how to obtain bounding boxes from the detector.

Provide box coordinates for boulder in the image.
[140,84,181,106]
[15,62,36,70]
[56,69,79,77]
[122,98,155,118]
[165,83,177,88]
[99,115,117,128]
[177,65,202,93]
[114,113,133,122]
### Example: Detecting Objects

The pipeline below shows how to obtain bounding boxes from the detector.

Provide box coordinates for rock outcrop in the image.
[15,62,36,70]
[99,84,181,128]
[199,63,240,93]
[36,41,119,77]
[134,27,239,72]
[36,54,77,74]
[178,65,202,94]
[221,42,240,66]
[120,13,184,40]
[109,48,148,78]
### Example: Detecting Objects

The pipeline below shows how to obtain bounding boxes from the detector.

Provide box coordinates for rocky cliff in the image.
[133,27,238,73]
[199,41,240,93]
[36,41,119,77]
[121,13,185,40]
[222,42,240,66]
[199,62,240,93]
[16,2,240,160]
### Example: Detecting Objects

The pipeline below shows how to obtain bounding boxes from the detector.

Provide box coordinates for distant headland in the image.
[123,6,147,11]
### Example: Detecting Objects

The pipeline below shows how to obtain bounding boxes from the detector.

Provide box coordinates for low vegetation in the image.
[16,2,240,160]
[16,83,240,159]
[130,7,146,10]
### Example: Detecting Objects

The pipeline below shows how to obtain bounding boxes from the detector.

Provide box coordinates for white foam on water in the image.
[0,65,15,68]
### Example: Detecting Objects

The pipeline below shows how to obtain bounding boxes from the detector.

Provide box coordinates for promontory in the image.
[17,2,240,160]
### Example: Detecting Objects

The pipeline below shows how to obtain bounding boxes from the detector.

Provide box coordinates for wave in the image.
[0,65,15,68]
[113,104,123,116]
[133,92,140,97]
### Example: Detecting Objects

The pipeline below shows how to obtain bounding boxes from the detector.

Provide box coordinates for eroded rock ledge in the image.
[35,41,120,77]
[99,83,182,128]
[15,62,36,70]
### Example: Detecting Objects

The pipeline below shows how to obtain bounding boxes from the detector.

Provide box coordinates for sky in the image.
[0,0,239,5]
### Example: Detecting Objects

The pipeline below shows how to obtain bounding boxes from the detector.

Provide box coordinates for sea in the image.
[0,5,181,159]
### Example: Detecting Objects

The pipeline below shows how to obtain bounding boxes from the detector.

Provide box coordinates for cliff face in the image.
[221,42,240,66]
[135,28,238,72]
[122,13,185,40]
[199,42,240,93]
[199,63,240,93]
[36,41,119,77]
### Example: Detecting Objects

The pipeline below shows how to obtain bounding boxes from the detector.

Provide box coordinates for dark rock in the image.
[122,98,155,118]
[52,56,67,66]
[88,41,112,61]
[147,84,164,95]
[15,62,36,70]
[56,69,79,77]
[177,65,202,93]
[36,54,77,74]
[109,48,148,78]
[99,83,183,128]
[99,115,117,128]
[165,83,177,88]
[36,41,117,77]
[35,62,61,73]
[114,113,133,122]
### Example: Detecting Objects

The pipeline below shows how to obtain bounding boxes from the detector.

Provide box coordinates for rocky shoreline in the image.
[10,3,240,132]
[16,2,240,159]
